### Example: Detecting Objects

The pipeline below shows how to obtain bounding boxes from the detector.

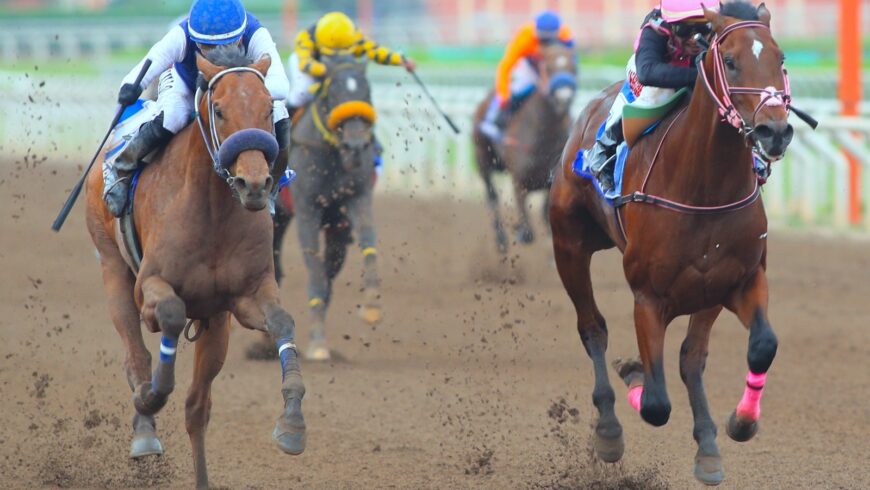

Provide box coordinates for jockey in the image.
[104,0,290,217]
[286,11,415,114]
[479,11,574,142]
[587,0,718,192]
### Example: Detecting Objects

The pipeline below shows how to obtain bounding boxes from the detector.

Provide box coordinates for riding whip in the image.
[51,59,152,232]
[408,70,461,135]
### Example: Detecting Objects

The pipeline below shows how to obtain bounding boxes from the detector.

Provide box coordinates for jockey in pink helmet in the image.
[586,0,719,192]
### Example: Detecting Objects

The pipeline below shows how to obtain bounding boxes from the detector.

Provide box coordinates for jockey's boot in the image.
[587,120,623,193]
[479,97,506,143]
[104,118,173,217]
[270,117,292,216]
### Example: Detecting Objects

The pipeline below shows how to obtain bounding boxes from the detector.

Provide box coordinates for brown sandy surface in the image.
[1,163,868,489]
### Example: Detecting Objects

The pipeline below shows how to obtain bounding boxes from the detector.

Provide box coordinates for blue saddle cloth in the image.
[572,120,662,204]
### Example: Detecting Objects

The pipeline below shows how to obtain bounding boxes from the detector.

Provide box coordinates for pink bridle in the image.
[698,21,791,135]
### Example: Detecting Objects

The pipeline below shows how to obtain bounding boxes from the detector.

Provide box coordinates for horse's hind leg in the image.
[482,169,509,253]
[135,275,187,416]
[550,201,623,462]
[348,192,382,325]
[512,180,534,244]
[725,268,777,443]
[97,251,164,457]
[681,307,725,486]
[185,314,230,490]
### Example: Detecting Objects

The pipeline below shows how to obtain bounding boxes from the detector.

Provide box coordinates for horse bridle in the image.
[195,66,279,186]
[697,22,793,147]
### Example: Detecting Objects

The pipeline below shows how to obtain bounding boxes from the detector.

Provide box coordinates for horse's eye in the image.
[780,55,786,66]
[724,57,737,71]
[214,108,224,120]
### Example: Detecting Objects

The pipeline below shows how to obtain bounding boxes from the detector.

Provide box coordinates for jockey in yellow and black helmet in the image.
[286,11,416,110]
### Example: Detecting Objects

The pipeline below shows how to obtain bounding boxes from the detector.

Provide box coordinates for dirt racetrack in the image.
[1,162,868,489]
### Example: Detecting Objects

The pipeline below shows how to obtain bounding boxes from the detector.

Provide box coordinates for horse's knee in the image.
[592,384,616,410]
[266,308,296,340]
[746,318,779,373]
[155,296,186,337]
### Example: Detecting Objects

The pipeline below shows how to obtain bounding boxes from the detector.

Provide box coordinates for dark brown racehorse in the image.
[85,47,306,489]
[549,3,796,484]
[473,42,577,253]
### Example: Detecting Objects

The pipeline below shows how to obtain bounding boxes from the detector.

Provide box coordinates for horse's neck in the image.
[524,94,566,146]
[174,125,238,217]
[664,80,755,203]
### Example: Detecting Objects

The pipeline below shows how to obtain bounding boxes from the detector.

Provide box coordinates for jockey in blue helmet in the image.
[104,0,290,217]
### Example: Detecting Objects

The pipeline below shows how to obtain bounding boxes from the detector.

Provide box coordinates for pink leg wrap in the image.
[627,385,643,412]
[735,371,767,421]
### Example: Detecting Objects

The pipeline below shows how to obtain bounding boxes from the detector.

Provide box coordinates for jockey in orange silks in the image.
[478,11,574,142]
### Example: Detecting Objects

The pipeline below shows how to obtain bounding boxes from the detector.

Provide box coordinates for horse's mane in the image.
[719,1,760,20]
[203,44,253,68]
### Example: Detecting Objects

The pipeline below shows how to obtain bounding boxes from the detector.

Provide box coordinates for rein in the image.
[195,66,278,186]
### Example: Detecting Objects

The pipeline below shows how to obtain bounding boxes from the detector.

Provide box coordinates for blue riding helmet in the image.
[535,10,561,42]
[188,0,248,45]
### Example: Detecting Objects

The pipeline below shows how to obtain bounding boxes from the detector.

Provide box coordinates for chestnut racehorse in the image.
[549,3,797,484]
[85,47,305,488]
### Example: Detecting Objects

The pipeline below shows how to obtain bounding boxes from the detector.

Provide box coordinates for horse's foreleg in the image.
[136,275,186,416]
[233,290,306,456]
[682,306,725,485]
[725,268,777,442]
[551,209,623,463]
[632,299,671,427]
[349,192,382,325]
[482,170,508,253]
[296,204,331,360]
[98,253,163,457]
[185,314,230,490]
[512,179,534,244]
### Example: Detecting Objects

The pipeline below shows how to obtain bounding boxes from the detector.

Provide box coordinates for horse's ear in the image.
[196,53,221,81]
[252,54,271,77]
[703,5,725,33]
[757,3,772,26]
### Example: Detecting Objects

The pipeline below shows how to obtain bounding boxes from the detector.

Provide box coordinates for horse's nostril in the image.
[233,176,248,190]
[264,175,274,191]
[754,124,774,141]
[783,124,794,142]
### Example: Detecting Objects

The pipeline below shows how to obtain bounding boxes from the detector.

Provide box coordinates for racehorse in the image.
[85,47,306,489]
[472,42,577,253]
[549,3,795,484]
[274,54,381,361]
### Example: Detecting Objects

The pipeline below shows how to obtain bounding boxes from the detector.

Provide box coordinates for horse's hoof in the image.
[694,455,724,486]
[304,342,331,362]
[726,410,758,442]
[272,424,306,455]
[359,305,382,325]
[593,431,624,463]
[130,432,164,458]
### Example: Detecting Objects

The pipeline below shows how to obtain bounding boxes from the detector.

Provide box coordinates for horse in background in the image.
[549,3,796,484]
[272,54,382,362]
[85,48,306,488]
[473,42,577,253]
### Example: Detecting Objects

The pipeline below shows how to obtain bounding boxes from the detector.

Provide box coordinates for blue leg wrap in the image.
[158,335,177,363]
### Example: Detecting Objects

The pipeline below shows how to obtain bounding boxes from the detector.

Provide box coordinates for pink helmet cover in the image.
[660,0,720,22]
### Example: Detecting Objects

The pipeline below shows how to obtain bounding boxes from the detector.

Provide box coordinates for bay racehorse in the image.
[274,54,381,361]
[85,47,306,488]
[549,3,801,484]
[473,42,577,253]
